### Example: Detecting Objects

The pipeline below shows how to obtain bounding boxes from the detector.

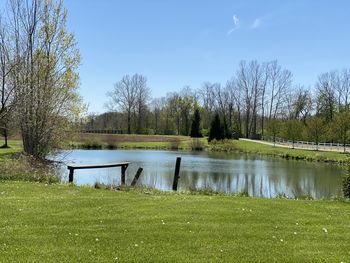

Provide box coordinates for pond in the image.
[54,149,344,199]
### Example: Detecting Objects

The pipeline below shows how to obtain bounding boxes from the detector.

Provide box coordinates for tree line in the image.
[84,61,350,148]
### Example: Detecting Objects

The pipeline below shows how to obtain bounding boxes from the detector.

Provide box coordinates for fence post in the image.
[131,167,143,187]
[172,157,182,191]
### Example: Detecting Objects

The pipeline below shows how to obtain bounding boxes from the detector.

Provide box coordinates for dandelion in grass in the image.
[135,244,138,247]
[96,238,99,241]
[294,232,297,235]
[280,239,284,242]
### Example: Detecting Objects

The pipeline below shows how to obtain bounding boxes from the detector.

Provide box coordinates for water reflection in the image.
[53,150,343,199]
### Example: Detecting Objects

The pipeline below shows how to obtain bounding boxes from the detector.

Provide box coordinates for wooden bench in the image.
[67,162,130,185]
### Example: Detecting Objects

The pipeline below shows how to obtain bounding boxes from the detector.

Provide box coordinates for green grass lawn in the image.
[0,181,349,262]
[210,139,350,164]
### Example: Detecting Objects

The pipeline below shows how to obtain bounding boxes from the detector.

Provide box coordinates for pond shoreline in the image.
[65,139,350,166]
[54,149,344,199]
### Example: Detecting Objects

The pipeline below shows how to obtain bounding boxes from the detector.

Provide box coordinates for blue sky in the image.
[3,0,350,113]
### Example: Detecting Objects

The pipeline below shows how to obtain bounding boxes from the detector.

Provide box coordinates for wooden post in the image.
[172,157,181,191]
[68,168,74,183]
[121,164,128,186]
[131,167,143,187]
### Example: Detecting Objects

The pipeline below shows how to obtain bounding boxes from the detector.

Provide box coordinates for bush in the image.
[81,138,103,149]
[169,138,181,150]
[189,138,204,151]
[208,113,223,142]
[343,176,350,198]
[0,154,59,184]
[103,136,118,149]
[190,109,203,138]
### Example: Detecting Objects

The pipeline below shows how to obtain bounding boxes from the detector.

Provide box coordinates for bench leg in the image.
[69,168,74,183]
[121,165,128,186]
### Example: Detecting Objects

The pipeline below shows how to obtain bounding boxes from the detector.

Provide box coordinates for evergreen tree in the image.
[208,113,223,142]
[190,108,203,137]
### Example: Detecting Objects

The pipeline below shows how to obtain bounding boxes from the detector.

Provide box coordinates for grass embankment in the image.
[0,140,58,183]
[209,139,350,164]
[66,133,208,150]
[4,136,350,164]
[0,181,349,262]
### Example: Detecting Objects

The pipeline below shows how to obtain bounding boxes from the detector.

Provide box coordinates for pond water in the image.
[54,150,344,199]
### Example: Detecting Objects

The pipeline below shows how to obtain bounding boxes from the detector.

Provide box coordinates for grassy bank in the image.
[65,133,208,150]
[4,135,350,165]
[0,140,58,183]
[209,139,350,164]
[0,181,348,262]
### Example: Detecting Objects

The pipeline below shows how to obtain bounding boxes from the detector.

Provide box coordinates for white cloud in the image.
[227,14,240,36]
[251,18,262,29]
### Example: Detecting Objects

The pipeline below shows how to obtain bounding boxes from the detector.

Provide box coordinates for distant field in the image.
[77,133,188,142]
[67,133,208,150]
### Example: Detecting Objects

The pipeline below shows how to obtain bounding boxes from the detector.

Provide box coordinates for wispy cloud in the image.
[227,14,240,36]
[251,18,262,29]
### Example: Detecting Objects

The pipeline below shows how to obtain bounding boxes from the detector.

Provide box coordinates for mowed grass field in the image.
[0,139,350,261]
[210,139,350,164]
[0,181,349,262]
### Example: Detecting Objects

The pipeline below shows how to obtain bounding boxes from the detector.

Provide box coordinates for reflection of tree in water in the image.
[58,150,343,198]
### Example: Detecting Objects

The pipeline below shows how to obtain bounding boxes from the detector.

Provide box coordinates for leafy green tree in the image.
[266,119,281,147]
[283,119,303,149]
[332,112,350,153]
[10,0,83,159]
[190,108,202,138]
[306,116,326,151]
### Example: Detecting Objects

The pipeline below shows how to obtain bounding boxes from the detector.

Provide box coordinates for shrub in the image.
[169,137,181,150]
[190,109,203,138]
[189,138,204,151]
[81,138,103,149]
[103,136,118,149]
[0,154,59,184]
[208,113,223,142]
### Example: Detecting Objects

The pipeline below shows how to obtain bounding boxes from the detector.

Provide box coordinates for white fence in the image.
[263,136,350,152]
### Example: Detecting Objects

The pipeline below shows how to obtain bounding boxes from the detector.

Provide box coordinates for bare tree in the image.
[290,87,313,123]
[236,60,262,138]
[266,60,292,120]
[198,82,216,129]
[0,17,16,147]
[133,74,150,133]
[339,69,350,111]
[107,75,137,134]
[316,72,337,122]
